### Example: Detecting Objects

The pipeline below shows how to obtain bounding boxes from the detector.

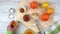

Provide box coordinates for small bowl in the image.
[19,6,26,13]
[9,8,15,13]
[23,14,30,22]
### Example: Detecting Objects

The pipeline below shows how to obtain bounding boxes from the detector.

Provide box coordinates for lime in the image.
[7,30,13,34]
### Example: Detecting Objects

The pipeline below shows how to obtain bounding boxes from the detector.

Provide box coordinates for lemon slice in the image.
[42,2,49,8]
[7,30,13,34]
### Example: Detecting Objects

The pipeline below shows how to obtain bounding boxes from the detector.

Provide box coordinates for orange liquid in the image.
[20,8,24,13]
[24,29,35,34]
[11,21,18,28]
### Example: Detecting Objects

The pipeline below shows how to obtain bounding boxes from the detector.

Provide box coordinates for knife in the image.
[34,19,44,34]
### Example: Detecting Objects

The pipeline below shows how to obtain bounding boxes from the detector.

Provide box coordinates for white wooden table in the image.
[0,0,60,34]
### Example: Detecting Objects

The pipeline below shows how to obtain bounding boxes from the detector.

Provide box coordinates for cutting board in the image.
[16,0,54,32]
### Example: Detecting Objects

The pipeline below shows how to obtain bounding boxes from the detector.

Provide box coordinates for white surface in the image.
[0,0,60,34]
[0,0,19,34]
[51,25,56,31]
[14,23,28,34]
